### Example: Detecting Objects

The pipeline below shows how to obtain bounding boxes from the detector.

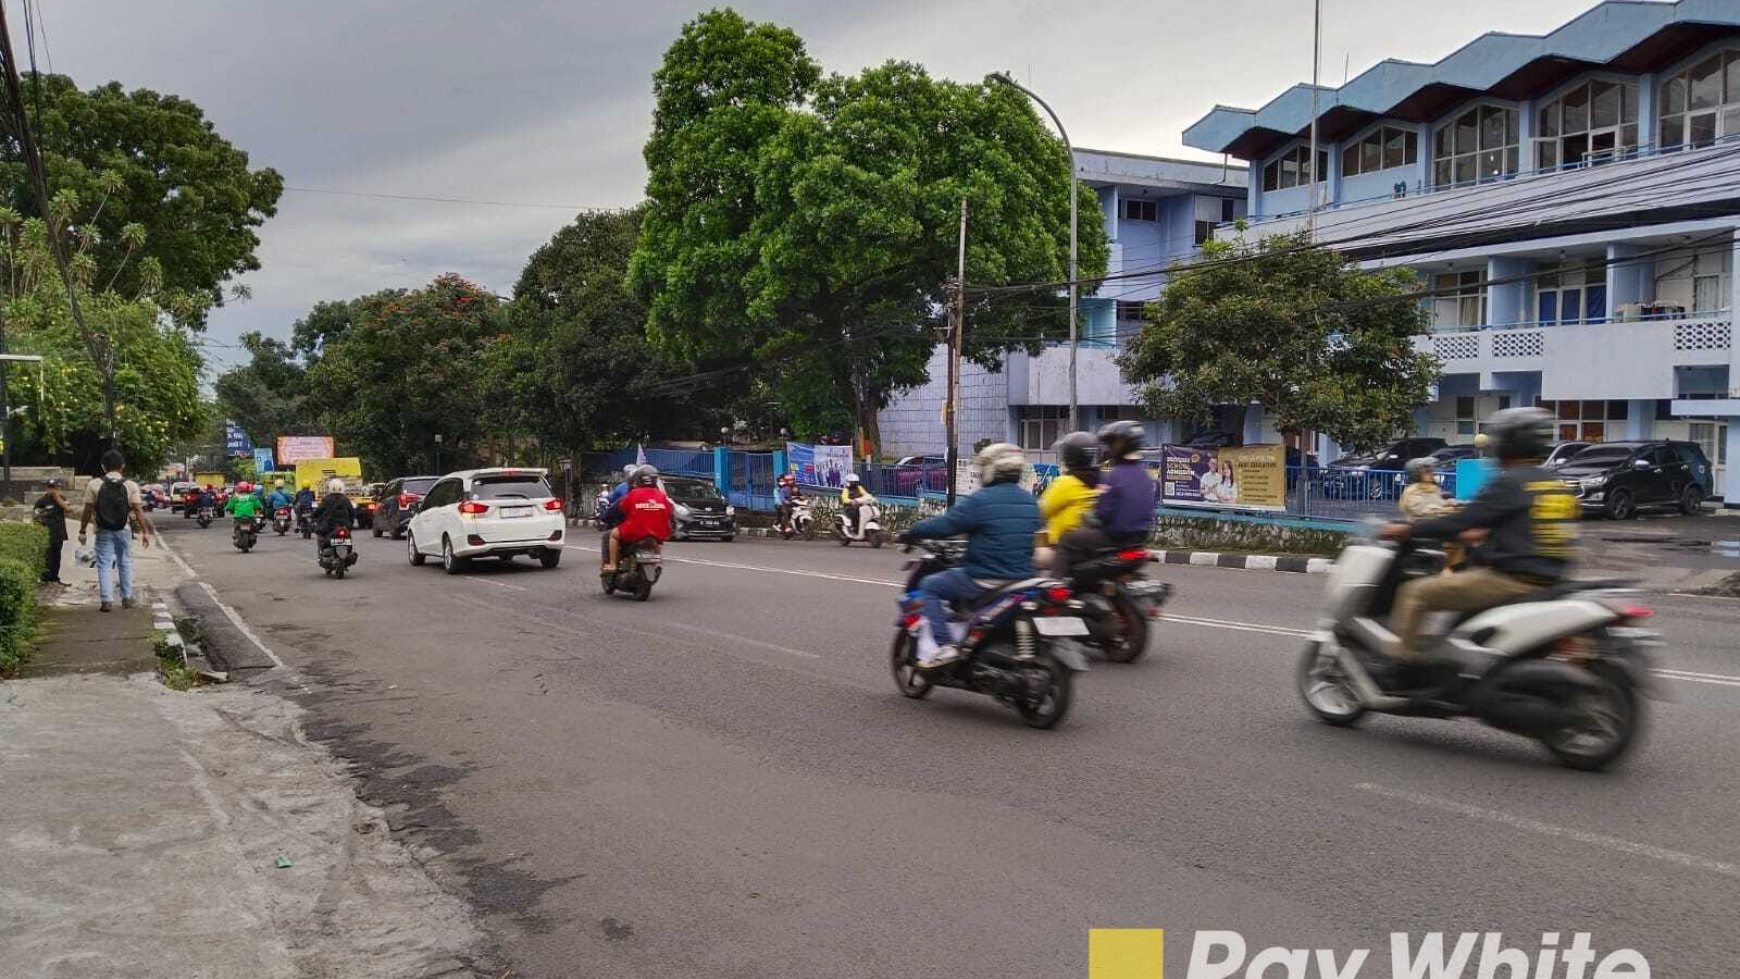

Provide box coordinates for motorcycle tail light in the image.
[333,527,350,539]
[902,614,922,629]
[1045,586,1072,603]
[1118,549,1150,562]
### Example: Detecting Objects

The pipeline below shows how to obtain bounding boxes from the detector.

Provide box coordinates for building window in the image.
[1193,220,1216,246]
[1656,247,1734,314]
[1432,271,1486,328]
[1220,198,1236,222]
[1455,396,1477,436]
[1659,50,1740,151]
[1017,406,1068,451]
[1432,104,1518,187]
[1122,199,1158,222]
[1537,399,1627,443]
[1115,300,1148,322]
[1535,266,1608,324]
[1341,125,1419,177]
[1261,145,1329,192]
[1534,78,1638,170]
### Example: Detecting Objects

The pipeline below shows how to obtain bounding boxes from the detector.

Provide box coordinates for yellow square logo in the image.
[1089,928,1163,979]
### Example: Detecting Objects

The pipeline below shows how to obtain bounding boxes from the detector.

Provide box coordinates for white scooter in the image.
[832,496,884,548]
[780,496,816,540]
[1298,537,1659,770]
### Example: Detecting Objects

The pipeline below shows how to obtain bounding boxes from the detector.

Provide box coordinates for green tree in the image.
[1118,232,1440,451]
[1,74,283,321]
[630,10,1105,453]
[213,331,317,447]
[301,275,505,475]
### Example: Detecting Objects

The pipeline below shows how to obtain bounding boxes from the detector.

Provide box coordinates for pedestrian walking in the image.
[32,478,71,584]
[76,449,153,612]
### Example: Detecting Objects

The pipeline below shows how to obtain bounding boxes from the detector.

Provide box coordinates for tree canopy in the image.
[1,74,284,323]
[630,9,1106,451]
[1117,231,1440,451]
[213,331,317,448]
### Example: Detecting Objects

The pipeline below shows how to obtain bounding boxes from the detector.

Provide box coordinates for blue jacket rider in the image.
[901,443,1040,670]
[267,486,293,510]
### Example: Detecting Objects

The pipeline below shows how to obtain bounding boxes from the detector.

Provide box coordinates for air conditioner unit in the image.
[1615,303,1647,322]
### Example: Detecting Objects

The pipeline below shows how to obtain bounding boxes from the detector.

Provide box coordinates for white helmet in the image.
[327,478,346,495]
[845,473,861,484]
[975,442,1026,486]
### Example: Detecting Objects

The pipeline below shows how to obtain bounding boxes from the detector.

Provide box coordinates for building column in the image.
[1517,99,1535,167]
[1607,242,1655,316]
[1625,400,1654,441]
[1326,143,1343,208]
[1487,256,1533,326]
[1637,73,1655,160]
[1247,166,1261,219]
[1725,422,1740,508]
[1415,121,1432,194]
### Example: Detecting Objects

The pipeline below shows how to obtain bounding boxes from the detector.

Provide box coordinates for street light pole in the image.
[434,434,443,474]
[991,72,1078,432]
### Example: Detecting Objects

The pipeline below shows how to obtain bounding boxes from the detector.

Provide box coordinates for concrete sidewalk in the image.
[0,531,493,979]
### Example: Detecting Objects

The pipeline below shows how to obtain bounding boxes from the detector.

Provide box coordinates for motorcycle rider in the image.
[900,443,1040,670]
[1056,421,1156,578]
[224,480,264,537]
[293,482,316,518]
[1037,432,1100,572]
[1398,457,1453,520]
[602,465,674,576]
[266,482,294,513]
[197,483,218,512]
[775,473,805,531]
[1381,407,1578,677]
[839,473,872,536]
[313,477,357,553]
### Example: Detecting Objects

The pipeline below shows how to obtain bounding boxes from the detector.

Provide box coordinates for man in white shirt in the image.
[76,448,153,611]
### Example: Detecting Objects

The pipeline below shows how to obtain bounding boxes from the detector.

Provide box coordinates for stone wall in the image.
[1150,512,1351,557]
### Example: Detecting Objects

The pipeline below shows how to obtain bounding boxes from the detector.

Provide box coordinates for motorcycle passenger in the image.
[198,484,218,511]
[1037,432,1100,572]
[775,473,805,531]
[602,465,674,576]
[1382,408,1578,671]
[839,473,872,536]
[1056,421,1156,578]
[313,478,357,551]
[900,443,1041,670]
[266,482,294,512]
[225,480,263,534]
[294,482,316,516]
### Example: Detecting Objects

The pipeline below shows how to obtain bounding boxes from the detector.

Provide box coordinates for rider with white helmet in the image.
[899,443,1040,669]
[839,471,873,536]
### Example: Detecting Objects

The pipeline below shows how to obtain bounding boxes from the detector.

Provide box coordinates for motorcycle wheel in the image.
[888,632,934,700]
[601,574,616,595]
[1542,665,1641,771]
[868,529,884,549]
[302,528,311,539]
[372,523,383,538]
[1100,596,1150,664]
[803,522,816,542]
[1298,640,1367,726]
[633,579,654,601]
[334,565,346,580]
[1014,652,1072,729]
[781,526,793,540]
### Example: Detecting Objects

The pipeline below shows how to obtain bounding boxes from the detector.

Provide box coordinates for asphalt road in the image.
[156,517,1740,978]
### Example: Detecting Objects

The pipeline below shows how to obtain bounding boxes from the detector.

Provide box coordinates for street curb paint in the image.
[1153,549,1333,574]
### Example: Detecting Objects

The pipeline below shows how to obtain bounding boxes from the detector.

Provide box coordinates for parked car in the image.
[1543,441,1591,469]
[1183,430,1241,449]
[374,475,440,539]
[665,475,735,541]
[1430,444,1480,465]
[406,468,565,573]
[890,455,948,496]
[1322,437,1448,500]
[1555,440,1714,519]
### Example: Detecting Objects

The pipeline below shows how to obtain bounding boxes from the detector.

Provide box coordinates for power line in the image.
[282,185,598,211]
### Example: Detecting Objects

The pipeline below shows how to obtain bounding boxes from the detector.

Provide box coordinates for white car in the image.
[406,468,565,573]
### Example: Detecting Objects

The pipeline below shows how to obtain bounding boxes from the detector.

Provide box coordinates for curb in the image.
[1154,550,1333,574]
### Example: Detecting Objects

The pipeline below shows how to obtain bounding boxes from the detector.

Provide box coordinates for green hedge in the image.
[0,521,45,674]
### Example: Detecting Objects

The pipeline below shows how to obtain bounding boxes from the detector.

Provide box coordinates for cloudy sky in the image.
[29,0,1604,373]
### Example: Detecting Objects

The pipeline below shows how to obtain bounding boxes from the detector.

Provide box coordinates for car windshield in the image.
[1567,446,1636,466]
[470,475,551,500]
[666,479,723,501]
[401,477,438,496]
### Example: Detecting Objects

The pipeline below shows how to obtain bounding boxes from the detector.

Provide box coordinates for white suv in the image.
[407,468,565,573]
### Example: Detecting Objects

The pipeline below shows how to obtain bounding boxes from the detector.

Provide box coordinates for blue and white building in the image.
[1185,0,1740,500]
[877,149,1248,459]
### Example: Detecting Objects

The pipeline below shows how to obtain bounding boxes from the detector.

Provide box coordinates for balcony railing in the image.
[1430,308,1734,335]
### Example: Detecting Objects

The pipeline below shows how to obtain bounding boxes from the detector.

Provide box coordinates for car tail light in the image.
[364,502,376,510]
[458,501,488,515]
[542,498,564,511]
[399,493,419,507]
[1118,549,1150,562]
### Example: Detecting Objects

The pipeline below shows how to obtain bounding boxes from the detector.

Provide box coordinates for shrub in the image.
[0,520,46,580]
[0,556,38,674]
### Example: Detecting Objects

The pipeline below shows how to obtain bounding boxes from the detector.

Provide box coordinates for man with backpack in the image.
[76,449,152,612]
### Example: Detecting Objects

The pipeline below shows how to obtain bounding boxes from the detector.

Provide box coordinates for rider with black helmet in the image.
[1056,421,1157,577]
[1383,407,1579,669]
[1037,432,1099,570]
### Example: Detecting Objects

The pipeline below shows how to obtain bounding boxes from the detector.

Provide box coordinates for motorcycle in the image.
[891,539,1090,729]
[296,507,314,539]
[1297,536,1658,771]
[832,497,885,548]
[318,525,358,579]
[232,515,263,553]
[601,539,663,601]
[195,505,215,529]
[779,496,816,540]
[1063,546,1173,663]
[592,490,612,531]
[273,507,293,536]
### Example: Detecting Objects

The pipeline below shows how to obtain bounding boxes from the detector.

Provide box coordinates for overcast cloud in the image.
[23,0,1604,373]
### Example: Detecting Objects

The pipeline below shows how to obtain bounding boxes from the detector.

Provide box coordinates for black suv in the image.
[1323,437,1448,500]
[1555,440,1714,519]
[373,475,440,539]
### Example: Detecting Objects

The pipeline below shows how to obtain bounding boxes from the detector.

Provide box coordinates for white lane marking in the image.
[155,534,199,579]
[1356,782,1740,880]
[453,593,820,660]
[1165,613,1312,638]
[563,543,904,589]
[1655,669,1740,688]
[471,577,526,592]
[663,620,821,659]
[197,581,286,669]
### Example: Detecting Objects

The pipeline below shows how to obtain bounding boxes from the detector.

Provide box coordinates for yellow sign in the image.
[1090,928,1164,979]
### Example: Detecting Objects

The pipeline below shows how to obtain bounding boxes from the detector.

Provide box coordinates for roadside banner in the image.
[786,442,853,489]
[1160,444,1286,511]
[224,420,253,458]
[275,436,335,465]
[252,447,276,474]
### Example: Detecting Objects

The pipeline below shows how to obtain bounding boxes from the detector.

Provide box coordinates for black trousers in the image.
[43,533,63,581]
[1056,526,1147,579]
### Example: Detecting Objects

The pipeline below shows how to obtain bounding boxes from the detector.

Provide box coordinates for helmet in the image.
[624,465,637,477]
[237,481,252,493]
[1097,420,1146,460]
[1053,431,1098,471]
[632,465,659,487]
[845,473,861,485]
[975,442,1027,486]
[1403,456,1437,481]
[1485,407,1555,461]
[327,478,346,495]
[777,473,796,487]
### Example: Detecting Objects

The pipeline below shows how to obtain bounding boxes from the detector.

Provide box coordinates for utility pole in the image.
[1306,0,1323,236]
[0,3,116,445]
[945,197,967,508]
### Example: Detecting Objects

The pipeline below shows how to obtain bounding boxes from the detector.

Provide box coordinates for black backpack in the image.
[95,476,131,531]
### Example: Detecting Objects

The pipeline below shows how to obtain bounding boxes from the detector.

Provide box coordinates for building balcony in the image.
[1417,310,1734,400]
[1233,136,1740,256]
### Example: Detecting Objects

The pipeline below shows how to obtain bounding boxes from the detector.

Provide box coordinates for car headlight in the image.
[725,505,735,517]
[1581,475,1607,489]
[674,504,692,519]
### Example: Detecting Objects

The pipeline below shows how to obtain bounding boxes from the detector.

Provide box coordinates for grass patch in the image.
[153,633,201,691]
[1691,572,1740,598]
